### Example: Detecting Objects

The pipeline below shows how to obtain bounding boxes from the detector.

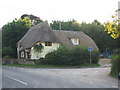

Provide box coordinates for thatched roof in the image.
[18,21,99,51]
[53,30,99,50]
[17,21,59,51]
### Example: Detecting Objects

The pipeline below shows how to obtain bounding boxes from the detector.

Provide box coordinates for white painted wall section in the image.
[31,42,59,59]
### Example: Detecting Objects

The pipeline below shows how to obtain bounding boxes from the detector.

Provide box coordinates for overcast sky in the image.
[0,0,119,28]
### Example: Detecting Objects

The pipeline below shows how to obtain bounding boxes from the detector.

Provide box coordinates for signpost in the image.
[88,47,93,63]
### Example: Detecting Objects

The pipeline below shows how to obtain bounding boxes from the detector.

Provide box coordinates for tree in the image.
[50,19,81,31]
[2,47,14,58]
[80,21,118,53]
[21,14,43,25]
[2,18,30,58]
[2,14,44,58]
[104,10,120,39]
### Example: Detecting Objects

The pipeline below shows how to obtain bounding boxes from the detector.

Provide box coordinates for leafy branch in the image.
[104,10,120,39]
[33,43,44,53]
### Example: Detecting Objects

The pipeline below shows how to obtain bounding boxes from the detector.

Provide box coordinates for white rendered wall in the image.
[31,42,59,59]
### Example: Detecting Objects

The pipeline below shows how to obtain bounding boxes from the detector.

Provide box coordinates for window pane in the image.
[74,38,78,43]
[45,42,52,46]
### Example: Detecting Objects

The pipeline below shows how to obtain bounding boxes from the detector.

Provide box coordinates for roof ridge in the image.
[53,30,82,31]
[30,21,49,30]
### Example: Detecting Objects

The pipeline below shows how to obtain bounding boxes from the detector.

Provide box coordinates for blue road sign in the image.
[88,47,93,51]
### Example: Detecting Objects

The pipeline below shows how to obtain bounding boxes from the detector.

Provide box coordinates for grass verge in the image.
[110,73,118,78]
[81,63,100,67]
[3,63,100,68]
[3,64,74,68]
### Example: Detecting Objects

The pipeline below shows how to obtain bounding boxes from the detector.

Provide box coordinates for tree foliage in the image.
[2,14,43,58]
[21,14,43,25]
[50,19,81,31]
[2,19,29,58]
[104,10,120,39]
[80,21,118,53]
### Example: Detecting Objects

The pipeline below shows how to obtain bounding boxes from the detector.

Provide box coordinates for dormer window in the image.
[71,38,79,45]
[45,42,52,46]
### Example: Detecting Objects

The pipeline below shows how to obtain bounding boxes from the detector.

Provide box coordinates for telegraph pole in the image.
[59,21,61,43]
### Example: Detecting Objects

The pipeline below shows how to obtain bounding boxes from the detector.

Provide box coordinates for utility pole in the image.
[59,21,61,31]
[59,21,61,44]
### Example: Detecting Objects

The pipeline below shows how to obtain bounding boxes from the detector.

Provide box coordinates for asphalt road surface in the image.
[2,66,118,88]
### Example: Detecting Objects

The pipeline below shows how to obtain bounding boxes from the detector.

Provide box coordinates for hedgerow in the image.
[43,46,99,66]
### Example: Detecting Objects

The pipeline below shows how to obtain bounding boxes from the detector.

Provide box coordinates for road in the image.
[2,66,118,88]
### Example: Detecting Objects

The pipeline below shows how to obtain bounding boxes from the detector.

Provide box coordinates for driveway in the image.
[2,65,118,88]
[98,58,111,67]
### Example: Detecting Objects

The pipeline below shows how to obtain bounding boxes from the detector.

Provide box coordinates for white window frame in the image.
[71,38,79,45]
[21,51,24,58]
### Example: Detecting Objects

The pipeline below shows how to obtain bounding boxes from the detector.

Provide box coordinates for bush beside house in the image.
[3,46,99,67]
[43,46,99,66]
[110,49,120,78]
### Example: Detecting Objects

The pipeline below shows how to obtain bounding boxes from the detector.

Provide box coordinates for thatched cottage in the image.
[17,21,99,59]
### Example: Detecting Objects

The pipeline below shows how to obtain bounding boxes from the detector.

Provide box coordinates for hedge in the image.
[110,49,120,78]
[43,46,99,66]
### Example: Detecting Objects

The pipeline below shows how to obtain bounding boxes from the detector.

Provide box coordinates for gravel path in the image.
[98,58,111,67]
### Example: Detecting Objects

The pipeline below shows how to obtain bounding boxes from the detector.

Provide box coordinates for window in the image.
[71,38,79,45]
[45,42,52,46]
[21,51,25,58]
[74,38,78,44]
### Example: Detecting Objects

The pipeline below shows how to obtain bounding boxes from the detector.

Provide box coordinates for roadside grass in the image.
[109,71,119,79]
[81,63,100,67]
[2,63,100,68]
[110,72,118,78]
[2,64,70,68]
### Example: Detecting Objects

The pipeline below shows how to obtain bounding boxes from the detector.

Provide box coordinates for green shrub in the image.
[44,46,99,66]
[91,51,99,64]
[110,49,120,78]
[2,47,14,58]
[13,60,19,64]
[113,49,120,55]
[3,55,11,59]
[34,58,45,65]
[3,55,11,64]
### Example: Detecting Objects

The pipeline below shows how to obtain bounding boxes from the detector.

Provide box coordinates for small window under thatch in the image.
[71,38,79,45]
[45,42,52,46]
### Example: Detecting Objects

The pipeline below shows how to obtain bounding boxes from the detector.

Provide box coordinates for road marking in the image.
[3,75,28,85]
[112,86,118,88]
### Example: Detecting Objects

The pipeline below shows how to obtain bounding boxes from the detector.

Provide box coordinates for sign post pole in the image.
[88,47,93,64]
[90,51,92,63]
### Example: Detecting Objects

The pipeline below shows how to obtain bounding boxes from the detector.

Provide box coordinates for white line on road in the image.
[112,86,118,88]
[3,75,28,85]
